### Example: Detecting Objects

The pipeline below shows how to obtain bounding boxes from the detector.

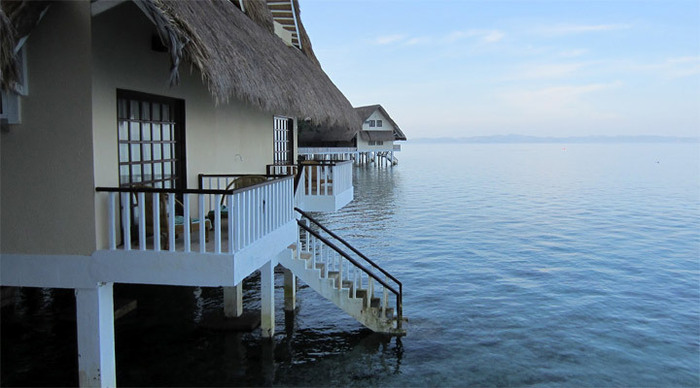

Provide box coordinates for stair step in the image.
[354,288,368,301]
[299,252,312,260]
[327,271,340,287]
[341,280,354,291]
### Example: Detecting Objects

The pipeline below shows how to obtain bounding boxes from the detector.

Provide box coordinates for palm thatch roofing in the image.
[355,104,407,141]
[0,0,359,132]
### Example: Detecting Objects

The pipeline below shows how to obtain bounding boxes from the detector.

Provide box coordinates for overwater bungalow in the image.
[298,104,407,167]
[0,1,403,386]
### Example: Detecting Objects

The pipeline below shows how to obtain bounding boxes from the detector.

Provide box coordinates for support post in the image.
[75,283,116,388]
[283,268,296,312]
[260,260,275,338]
[223,284,243,318]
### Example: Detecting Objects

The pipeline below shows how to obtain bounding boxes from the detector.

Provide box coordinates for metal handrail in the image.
[295,208,402,290]
[295,207,402,328]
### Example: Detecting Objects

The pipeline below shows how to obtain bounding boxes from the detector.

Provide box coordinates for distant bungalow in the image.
[0,1,404,386]
[298,104,407,166]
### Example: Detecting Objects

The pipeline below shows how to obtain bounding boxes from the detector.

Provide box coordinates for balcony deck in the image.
[296,160,353,212]
[92,175,297,287]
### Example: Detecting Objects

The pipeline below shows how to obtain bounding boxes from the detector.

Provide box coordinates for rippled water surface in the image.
[2,143,699,387]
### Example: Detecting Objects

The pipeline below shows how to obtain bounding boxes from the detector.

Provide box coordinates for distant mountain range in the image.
[410,135,700,144]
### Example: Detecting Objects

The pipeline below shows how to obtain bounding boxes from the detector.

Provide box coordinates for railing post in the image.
[199,194,206,253]
[121,192,131,251]
[235,191,242,251]
[382,279,388,319]
[227,194,234,253]
[138,192,146,251]
[183,194,191,253]
[338,255,343,289]
[214,195,222,254]
[107,192,116,250]
[167,193,176,252]
[153,192,161,251]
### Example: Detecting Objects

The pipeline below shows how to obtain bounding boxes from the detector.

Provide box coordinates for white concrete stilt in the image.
[223,284,243,318]
[75,283,116,388]
[260,260,275,338]
[283,268,296,312]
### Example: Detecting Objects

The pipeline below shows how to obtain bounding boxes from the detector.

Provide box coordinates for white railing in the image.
[301,160,352,197]
[298,147,357,155]
[98,176,294,254]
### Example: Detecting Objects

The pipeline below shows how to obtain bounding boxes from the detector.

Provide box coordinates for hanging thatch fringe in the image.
[1,0,51,91]
[0,8,18,91]
[147,0,359,134]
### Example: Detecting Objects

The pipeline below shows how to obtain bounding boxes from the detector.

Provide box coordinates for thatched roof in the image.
[355,104,407,141]
[0,0,51,92]
[0,0,359,131]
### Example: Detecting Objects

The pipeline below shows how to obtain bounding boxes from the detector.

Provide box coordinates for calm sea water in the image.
[2,143,699,387]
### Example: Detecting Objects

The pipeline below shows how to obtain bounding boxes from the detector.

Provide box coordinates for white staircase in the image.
[278,209,404,335]
[377,151,399,166]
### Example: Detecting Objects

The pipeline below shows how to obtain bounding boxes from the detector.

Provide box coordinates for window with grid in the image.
[273,116,294,164]
[117,91,185,189]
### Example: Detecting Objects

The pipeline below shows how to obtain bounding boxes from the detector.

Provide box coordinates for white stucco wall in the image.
[361,110,391,132]
[357,110,395,151]
[1,2,96,255]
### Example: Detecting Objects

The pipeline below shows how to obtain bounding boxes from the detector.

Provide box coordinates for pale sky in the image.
[300,0,700,139]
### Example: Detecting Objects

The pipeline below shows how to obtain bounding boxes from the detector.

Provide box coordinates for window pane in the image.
[118,121,128,140]
[153,124,161,141]
[163,144,171,160]
[119,144,129,162]
[153,144,162,160]
[164,162,172,177]
[129,100,140,120]
[120,165,130,183]
[131,164,142,182]
[154,163,162,180]
[130,144,141,162]
[142,144,152,162]
[130,122,140,141]
[142,123,151,141]
[152,103,161,121]
[141,101,150,120]
[162,104,170,121]
[118,99,127,119]
[143,163,152,182]
[162,124,171,141]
